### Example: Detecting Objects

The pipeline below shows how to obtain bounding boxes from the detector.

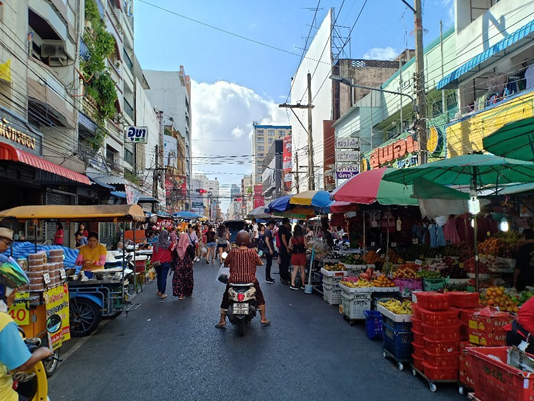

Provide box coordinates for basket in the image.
[382,322,413,361]
[447,292,480,308]
[322,274,345,286]
[415,292,450,311]
[412,303,421,319]
[422,362,458,381]
[341,289,371,319]
[422,323,461,341]
[320,268,348,278]
[423,278,447,292]
[412,341,425,358]
[459,308,479,325]
[382,315,412,332]
[411,316,423,332]
[468,346,534,401]
[323,283,342,305]
[423,350,459,368]
[419,307,459,327]
[412,353,425,371]
[364,310,383,340]
[423,337,460,354]
[412,328,425,346]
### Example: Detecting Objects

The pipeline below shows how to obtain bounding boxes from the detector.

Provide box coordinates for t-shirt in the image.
[0,313,32,401]
[518,296,534,335]
[206,231,215,243]
[264,229,274,252]
[75,243,107,271]
[323,230,334,248]
[75,236,88,247]
[278,225,291,253]
[252,224,259,239]
[516,242,534,285]
[54,229,64,245]
[188,232,198,245]
[224,248,261,284]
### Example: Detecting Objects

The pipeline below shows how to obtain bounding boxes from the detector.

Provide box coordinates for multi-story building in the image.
[252,123,291,186]
[262,140,283,204]
[241,174,253,214]
[194,174,220,221]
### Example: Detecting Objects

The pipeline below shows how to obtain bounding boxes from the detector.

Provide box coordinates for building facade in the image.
[252,123,291,186]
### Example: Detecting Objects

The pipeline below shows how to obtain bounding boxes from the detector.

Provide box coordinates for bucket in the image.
[304,284,313,294]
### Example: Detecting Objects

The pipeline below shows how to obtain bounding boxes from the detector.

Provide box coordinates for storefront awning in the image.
[437,19,534,90]
[0,142,90,185]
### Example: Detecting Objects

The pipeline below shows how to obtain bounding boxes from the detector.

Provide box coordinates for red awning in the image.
[0,142,91,185]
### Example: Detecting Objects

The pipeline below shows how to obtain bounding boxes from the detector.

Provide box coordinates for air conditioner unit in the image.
[40,40,67,63]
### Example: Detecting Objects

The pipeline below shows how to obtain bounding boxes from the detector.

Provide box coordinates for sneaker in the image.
[300,286,306,290]
[289,285,299,290]
[265,278,275,284]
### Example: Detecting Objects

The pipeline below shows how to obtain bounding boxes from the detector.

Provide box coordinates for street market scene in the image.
[2,0,534,400]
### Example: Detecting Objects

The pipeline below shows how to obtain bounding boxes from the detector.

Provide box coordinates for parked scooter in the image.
[226,283,257,336]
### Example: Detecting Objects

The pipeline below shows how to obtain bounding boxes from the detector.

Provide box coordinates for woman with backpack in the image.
[289,224,308,290]
[151,230,173,299]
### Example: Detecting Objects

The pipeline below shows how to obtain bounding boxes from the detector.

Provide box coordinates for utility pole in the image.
[414,0,427,164]
[279,72,315,191]
[294,152,300,193]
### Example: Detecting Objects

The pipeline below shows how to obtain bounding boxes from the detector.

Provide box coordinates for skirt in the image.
[291,253,307,266]
[172,255,194,297]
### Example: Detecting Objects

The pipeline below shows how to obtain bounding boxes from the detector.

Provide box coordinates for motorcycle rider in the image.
[215,230,270,328]
[0,227,52,401]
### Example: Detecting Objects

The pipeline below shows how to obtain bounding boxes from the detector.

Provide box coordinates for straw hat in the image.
[0,228,13,242]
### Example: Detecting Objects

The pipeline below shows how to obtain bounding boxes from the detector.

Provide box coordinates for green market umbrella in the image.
[483,117,534,161]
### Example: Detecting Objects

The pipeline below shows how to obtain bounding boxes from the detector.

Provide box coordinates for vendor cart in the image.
[0,204,146,340]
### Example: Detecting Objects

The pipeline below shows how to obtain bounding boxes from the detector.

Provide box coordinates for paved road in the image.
[50,261,464,401]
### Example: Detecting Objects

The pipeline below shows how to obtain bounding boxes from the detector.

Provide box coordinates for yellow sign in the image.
[0,59,11,83]
[8,291,29,326]
[44,284,70,349]
[446,91,534,157]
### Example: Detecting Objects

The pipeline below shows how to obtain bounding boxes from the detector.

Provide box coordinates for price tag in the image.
[43,273,51,284]
[415,259,423,266]
[59,269,66,280]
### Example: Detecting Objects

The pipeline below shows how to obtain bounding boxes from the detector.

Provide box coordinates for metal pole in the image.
[414,0,427,163]
[362,211,366,258]
[307,73,315,190]
[399,58,403,131]
[474,214,479,292]
[121,220,125,302]
[133,223,138,293]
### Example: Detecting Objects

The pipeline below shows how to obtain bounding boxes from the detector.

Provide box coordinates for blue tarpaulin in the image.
[437,19,534,89]
[7,242,78,268]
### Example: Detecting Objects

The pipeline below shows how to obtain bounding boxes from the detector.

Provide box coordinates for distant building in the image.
[252,123,291,186]
[262,140,283,203]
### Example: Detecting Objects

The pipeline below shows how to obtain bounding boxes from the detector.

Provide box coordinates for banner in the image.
[282,136,292,192]
[8,291,29,326]
[165,175,187,200]
[125,126,148,143]
[44,284,70,350]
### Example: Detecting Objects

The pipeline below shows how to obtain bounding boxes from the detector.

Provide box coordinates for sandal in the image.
[156,291,161,296]
[261,320,271,327]
[215,323,226,329]
[160,294,168,299]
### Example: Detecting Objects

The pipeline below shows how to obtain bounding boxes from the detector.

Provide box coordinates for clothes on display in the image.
[428,222,446,248]
[443,216,461,244]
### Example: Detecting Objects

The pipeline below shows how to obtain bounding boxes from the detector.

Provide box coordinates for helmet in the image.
[0,256,29,289]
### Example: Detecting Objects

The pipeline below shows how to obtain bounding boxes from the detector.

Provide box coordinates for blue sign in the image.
[125,126,148,143]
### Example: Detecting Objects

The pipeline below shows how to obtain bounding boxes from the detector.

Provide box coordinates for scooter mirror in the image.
[46,314,62,334]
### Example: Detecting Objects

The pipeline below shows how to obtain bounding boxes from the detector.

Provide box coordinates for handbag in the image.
[152,260,161,267]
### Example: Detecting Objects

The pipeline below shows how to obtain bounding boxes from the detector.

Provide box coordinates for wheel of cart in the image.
[410,363,458,392]
[383,348,410,371]
[458,382,473,396]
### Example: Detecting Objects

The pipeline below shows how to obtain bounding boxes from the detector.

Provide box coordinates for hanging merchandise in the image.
[381,211,395,232]
[396,217,402,232]
[371,211,379,228]
[428,222,445,248]
[442,216,461,244]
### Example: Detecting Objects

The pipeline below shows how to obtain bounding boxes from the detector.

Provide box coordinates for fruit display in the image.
[392,263,419,279]
[416,269,442,279]
[478,237,517,258]
[379,299,413,314]
[364,251,381,264]
[372,275,396,287]
[479,286,519,313]
[341,255,366,265]
[462,258,489,274]
[510,290,534,307]
[323,263,346,271]
[401,244,438,261]
[386,249,401,264]
[341,278,373,288]
[359,268,375,281]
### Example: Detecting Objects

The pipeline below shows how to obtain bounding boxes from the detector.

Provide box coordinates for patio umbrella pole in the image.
[362,211,366,258]
[474,214,479,292]
[386,206,390,267]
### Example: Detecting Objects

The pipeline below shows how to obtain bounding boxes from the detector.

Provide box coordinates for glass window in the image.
[257,146,264,151]
[256,130,264,135]
[268,138,274,144]
[256,136,264,142]
[278,130,285,136]
[268,130,275,136]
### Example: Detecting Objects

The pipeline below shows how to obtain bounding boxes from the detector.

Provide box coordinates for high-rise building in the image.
[252,123,291,185]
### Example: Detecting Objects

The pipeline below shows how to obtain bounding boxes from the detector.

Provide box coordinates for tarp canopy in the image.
[412,177,469,200]
[0,204,146,222]
[483,116,534,161]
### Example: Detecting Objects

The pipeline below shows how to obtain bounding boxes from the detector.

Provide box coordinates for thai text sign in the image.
[369,135,419,169]
[125,126,148,143]
[0,118,38,151]
[44,284,70,350]
[336,165,359,179]
[8,292,29,326]
[335,150,358,162]
[336,137,358,149]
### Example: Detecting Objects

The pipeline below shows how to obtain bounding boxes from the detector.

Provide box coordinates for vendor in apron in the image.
[75,232,107,271]
[505,296,534,353]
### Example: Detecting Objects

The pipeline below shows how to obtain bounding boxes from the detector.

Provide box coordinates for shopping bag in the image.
[216,264,230,284]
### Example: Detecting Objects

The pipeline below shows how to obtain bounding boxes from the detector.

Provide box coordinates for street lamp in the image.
[329,75,415,104]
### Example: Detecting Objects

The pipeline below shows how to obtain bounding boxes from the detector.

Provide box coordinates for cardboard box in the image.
[468,311,513,332]
[468,328,507,346]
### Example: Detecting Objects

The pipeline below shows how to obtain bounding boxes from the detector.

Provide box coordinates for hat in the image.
[0,228,13,241]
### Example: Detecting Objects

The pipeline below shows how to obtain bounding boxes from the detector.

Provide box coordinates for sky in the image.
[134,0,456,212]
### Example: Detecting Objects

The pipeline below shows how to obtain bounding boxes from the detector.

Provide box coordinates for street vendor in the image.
[505,296,534,353]
[75,232,107,271]
[0,227,52,401]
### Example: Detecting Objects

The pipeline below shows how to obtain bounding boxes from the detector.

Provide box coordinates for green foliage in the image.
[124,170,139,185]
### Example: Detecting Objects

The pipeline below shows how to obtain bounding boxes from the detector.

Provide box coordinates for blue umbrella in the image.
[264,196,292,213]
[172,211,202,220]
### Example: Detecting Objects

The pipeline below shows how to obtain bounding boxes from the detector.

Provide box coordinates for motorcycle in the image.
[226,283,257,336]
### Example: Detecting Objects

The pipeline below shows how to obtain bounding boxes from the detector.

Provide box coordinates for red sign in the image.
[165,175,187,199]
[282,136,292,192]
[253,184,264,208]
[369,135,419,169]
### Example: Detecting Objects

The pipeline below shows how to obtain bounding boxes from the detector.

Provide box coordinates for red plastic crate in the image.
[467,346,534,401]
[447,292,480,308]
[423,349,459,368]
[416,292,450,310]
[412,353,425,371]
[423,323,461,341]
[459,308,479,325]
[412,303,422,319]
[411,316,423,332]
[424,336,461,354]
[420,307,459,327]
[412,328,425,346]
[422,361,458,381]
[412,341,425,358]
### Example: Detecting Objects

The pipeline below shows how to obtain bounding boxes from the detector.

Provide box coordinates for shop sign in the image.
[335,150,358,163]
[335,137,358,149]
[44,284,70,350]
[192,202,204,208]
[8,291,29,326]
[125,126,148,143]
[336,165,359,179]
[0,118,40,153]
[369,135,419,169]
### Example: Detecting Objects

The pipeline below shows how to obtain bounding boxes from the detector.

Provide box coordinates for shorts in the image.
[217,243,228,249]
[291,253,307,266]
[207,242,216,248]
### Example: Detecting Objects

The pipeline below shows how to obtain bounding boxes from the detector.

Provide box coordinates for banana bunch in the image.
[379,299,413,315]
[340,279,372,288]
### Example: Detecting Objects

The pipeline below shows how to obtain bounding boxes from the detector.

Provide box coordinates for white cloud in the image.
[363,46,398,60]
[191,80,288,210]
[440,0,455,25]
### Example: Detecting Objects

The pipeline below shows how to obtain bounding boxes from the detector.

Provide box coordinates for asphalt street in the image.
[49,261,464,401]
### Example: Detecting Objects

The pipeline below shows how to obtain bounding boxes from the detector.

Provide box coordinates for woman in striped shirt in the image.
[215,231,270,328]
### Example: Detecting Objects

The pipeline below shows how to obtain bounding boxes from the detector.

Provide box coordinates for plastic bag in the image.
[216,264,230,284]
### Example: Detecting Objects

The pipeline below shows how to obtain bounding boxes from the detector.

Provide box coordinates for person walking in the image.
[514,229,534,291]
[151,231,172,300]
[205,225,216,264]
[289,224,308,290]
[263,220,276,284]
[173,232,194,299]
[53,222,64,245]
[187,225,199,262]
[217,224,229,263]
[278,218,292,285]
[251,218,259,248]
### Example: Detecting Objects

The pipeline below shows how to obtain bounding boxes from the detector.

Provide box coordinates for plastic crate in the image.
[468,346,534,401]
[422,362,458,381]
[322,274,345,286]
[412,303,422,319]
[419,307,459,327]
[364,310,383,340]
[424,349,459,368]
[415,292,450,311]
[424,336,461,354]
[411,317,423,332]
[320,268,347,278]
[382,321,413,361]
[323,284,342,305]
[382,315,412,332]
[423,323,461,341]
[447,292,480,308]
[412,353,425,371]
[341,290,371,319]
[423,278,447,292]
[412,328,425,346]
[412,341,425,358]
